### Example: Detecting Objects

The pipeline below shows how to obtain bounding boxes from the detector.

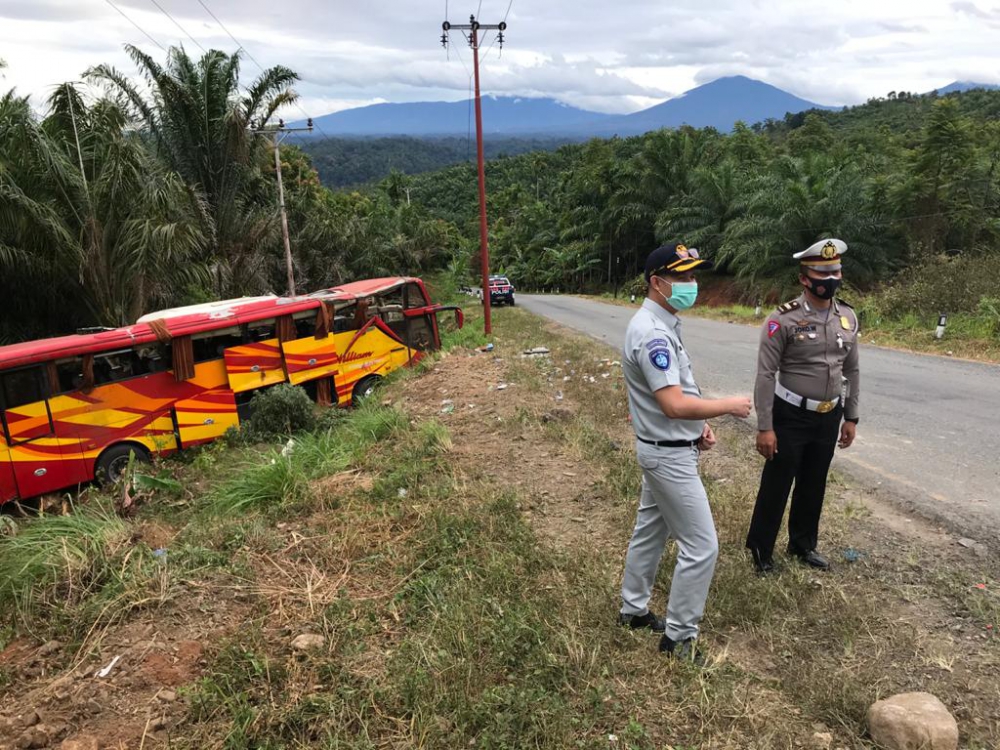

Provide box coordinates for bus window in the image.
[1,367,46,409]
[93,350,145,385]
[192,327,244,363]
[55,357,86,393]
[1,366,53,443]
[293,311,316,339]
[405,283,429,309]
[246,318,276,342]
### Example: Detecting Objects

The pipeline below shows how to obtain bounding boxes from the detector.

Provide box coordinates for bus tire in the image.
[95,443,151,487]
[352,375,383,407]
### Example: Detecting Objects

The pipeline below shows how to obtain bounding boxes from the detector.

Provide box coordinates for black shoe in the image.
[659,635,705,666]
[618,611,666,633]
[749,547,775,575]
[789,549,830,570]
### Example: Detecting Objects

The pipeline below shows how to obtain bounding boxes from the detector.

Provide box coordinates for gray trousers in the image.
[620,443,719,642]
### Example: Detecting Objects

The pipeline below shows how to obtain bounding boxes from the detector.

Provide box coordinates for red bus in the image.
[0,277,461,504]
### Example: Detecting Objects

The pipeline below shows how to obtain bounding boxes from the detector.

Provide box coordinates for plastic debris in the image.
[95,655,122,679]
[281,438,296,457]
[555,391,564,402]
[397,488,408,499]
[842,548,865,563]
[496,383,508,391]
[523,347,550,357]
[477,343,495,353]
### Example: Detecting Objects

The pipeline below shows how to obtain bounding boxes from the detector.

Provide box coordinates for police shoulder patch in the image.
[648,348,672,371]
[645,337,669,351]
[767,320,781,338]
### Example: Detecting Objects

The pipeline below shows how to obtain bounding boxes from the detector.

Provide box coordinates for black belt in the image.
[637,437,699,448]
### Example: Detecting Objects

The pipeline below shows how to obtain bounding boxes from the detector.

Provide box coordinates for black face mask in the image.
[803,276,841,300]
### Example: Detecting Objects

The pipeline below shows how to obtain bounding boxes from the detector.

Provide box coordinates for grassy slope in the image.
[0,307,997,749]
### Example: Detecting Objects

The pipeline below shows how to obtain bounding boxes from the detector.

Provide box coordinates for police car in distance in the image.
[487,275,515,306]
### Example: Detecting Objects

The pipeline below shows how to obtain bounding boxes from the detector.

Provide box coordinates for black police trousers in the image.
[746,396,841,561]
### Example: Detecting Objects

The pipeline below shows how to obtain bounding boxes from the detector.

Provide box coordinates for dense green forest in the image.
[406,88,1000,322]
[300,135,576,188]
[0,47,460,343]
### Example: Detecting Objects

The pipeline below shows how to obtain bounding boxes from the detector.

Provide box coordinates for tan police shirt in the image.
[754,294,860,431]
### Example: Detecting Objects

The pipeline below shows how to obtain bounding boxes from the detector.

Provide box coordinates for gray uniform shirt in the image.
[755,294,861,431]
[623,299,704,442]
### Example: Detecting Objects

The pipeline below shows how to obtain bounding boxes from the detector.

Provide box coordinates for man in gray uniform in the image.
[618,243,752,661]
[746,239,861,573]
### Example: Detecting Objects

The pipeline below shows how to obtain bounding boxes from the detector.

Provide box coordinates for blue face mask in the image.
[656,279,699,310]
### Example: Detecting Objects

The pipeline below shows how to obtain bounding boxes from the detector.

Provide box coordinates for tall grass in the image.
[0,504,165,633]
[207,404,407,516]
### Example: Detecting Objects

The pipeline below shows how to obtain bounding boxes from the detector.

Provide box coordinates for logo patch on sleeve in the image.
[649,348,671,371]
[645,338,669,351]
[767,320,781,338]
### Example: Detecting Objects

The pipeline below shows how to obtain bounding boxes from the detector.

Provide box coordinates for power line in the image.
[146,0,207,53]
[103,0,166,51]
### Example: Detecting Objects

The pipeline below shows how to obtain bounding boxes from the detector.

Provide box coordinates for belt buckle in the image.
[816,400,835,414]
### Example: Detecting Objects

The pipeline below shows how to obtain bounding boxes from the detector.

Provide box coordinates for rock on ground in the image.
[867,692,958,750]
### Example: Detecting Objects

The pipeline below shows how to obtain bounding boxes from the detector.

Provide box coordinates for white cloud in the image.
[2,0,999,117]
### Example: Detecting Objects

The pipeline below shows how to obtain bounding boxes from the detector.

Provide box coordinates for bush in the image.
[243,384,316,440]
[873,252,1000,315]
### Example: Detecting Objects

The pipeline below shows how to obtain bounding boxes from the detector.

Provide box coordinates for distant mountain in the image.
[294,76,831,139]
[296,96,609,137]
[572,76,832,137]
[934,81,1000,95]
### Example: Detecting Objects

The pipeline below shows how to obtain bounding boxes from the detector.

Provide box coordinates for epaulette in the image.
[776,300,800,315]
[838,299,854,309]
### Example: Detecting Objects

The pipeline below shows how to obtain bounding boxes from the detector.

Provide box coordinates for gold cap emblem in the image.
[821,242,838,260]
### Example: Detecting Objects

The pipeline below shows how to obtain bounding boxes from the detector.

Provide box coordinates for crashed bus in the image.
[0,277,462,504]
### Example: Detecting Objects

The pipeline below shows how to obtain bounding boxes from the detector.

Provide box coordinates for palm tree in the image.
[0,84,205,336]
[719,154,897,297]
[88,45,298,295]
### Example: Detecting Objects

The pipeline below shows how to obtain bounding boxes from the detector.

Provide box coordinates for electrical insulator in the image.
[307,117,313,128]
[440,32,448,47]
[278,118,285,129]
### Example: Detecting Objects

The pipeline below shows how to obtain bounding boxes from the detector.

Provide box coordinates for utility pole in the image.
[441,14,507,335]
[254,118,313,296]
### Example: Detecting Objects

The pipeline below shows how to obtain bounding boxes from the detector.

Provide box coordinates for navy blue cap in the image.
[644,243,713,281]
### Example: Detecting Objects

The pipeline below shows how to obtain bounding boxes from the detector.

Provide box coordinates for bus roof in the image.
[0,296,319,371]
[311,276,419,299]
[0,277,420,372]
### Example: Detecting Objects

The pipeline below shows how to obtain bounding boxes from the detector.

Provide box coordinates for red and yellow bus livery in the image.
[0,277,462,503]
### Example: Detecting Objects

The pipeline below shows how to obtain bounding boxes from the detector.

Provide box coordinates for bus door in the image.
[0,366,86,499]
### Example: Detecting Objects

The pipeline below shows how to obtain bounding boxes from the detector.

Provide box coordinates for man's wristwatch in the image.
[844,417,859,425]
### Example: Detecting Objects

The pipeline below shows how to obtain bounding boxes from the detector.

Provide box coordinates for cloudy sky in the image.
[1,0,998,116]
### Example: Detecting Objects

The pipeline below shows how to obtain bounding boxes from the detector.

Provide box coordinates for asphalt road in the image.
[517,294,1000,545]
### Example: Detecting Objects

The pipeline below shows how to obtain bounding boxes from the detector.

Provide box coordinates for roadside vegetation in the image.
[1,305,996,749]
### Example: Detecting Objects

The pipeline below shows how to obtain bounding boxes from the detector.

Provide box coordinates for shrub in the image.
[243,384,316,440]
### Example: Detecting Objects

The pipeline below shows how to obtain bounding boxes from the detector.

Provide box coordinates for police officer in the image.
[746,239,861,574]
[618,243,752,661]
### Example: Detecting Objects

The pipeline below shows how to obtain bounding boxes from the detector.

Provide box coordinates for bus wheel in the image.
[352,375,383,407]
[95,444,151,487]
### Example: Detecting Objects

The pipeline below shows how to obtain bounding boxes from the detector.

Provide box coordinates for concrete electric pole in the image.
[254,118,313,296]
[441,14,507,335]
